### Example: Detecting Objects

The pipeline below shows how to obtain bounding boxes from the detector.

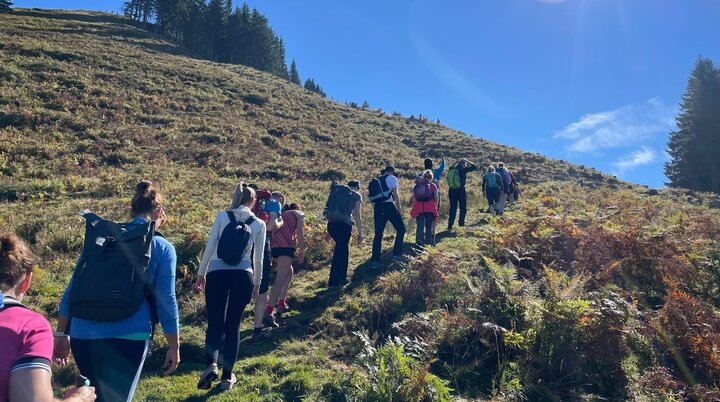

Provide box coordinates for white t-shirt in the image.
[383,174,399,203]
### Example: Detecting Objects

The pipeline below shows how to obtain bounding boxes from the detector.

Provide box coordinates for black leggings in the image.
[204,269,253,380]
[71,337,149,402]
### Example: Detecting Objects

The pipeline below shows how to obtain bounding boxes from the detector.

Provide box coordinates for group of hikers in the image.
[0,157,519,401]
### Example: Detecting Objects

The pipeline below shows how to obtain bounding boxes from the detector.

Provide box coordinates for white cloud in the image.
[612,146,657,173]
[554,98,676,154]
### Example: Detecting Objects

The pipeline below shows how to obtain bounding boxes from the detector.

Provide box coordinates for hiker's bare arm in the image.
[54,315,71,365]
[392,188,402,214]
[10,369,96,402]
[296,214,306,253]
[162,333,180,375]
[266,212,283,231]
[354,200,364,242]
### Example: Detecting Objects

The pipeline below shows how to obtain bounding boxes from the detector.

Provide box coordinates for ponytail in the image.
[230,182,256,209]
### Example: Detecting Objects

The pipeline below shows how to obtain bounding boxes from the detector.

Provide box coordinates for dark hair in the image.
[131,180,163,216]
[424,158,433,169]
[0,233,35,290]
[347,180,360,189]
[283,202,301,212]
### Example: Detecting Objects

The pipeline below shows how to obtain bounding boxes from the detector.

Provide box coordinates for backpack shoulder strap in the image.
[0,296,27,311]
[226,211,237,224]
[244,216,256,225]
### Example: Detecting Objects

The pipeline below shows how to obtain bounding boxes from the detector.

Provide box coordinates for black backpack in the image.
[69,212,158,322]
[368,175,392,204]
[324,184,355,222]
[216,211,255,266]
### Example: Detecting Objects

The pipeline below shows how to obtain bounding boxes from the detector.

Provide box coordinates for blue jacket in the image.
[59,217,179,339]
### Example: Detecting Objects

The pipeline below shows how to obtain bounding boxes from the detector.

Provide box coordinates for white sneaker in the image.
[197,363,218,390]
[220,373,237,391]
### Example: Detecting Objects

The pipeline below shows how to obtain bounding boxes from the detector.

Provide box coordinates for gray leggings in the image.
[415,213,435,246]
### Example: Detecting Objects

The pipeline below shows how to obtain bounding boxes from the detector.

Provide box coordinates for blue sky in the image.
[13,0,720,188]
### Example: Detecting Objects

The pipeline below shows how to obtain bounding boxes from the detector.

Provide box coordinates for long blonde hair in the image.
[230,183,256,209]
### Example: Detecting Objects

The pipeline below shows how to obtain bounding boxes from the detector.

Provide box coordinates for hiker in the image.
[508,170,520,202]
[55,180,180,402]
[265,199,306,325]
[195,183,267,391]
[368,165,408,269]
[421,157,446,188]
[495,162,512,214]
[410,170,439,247]
[251,189,283,340]
[446,158,478,230]
[482,166,503,215]
[1,233,97,402]
[324,180,364,287]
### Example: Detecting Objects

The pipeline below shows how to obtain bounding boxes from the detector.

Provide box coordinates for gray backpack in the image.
[324,184,355,222]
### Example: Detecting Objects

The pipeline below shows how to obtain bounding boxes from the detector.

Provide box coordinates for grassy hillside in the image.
[2,9,720,401]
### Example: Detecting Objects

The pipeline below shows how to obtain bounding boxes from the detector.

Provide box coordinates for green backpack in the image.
[446,168,461,189]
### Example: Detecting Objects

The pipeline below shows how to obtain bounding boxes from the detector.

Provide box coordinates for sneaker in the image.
[220,373,237,391]
[276,304,289,317]
[391,255,410,264]
[251,329,270,344]
[262,313,279,328]
[369,261,385,270]
[196,363,219,390]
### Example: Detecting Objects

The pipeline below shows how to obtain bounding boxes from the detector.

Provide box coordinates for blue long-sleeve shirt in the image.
[433,158,446,185]
[59,217,179,339]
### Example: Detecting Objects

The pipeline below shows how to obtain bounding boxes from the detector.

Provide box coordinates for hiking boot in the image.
[251,329,270,344]
[369,261,385,270]
[391,255,410,264]
[263,313,279,328]
[220,373,237,391]
[197,363,219,390]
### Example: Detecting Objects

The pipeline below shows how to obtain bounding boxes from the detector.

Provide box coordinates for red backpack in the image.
[413,178,434,202]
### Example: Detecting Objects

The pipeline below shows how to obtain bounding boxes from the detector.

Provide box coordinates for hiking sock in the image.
[265,305,274,316]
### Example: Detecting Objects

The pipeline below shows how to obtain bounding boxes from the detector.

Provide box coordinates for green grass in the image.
[2,8,720,401]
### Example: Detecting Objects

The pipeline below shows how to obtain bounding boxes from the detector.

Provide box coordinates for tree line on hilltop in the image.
[122,0,326,96]
[665,56,720,194]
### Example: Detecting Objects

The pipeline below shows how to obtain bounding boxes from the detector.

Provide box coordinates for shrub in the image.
[657,290,720,387]
[243,93,269,106]
[356,336,452,402]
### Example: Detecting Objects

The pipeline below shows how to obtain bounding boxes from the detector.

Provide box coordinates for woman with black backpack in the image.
[54,180,180,402]
[195,183,266,391]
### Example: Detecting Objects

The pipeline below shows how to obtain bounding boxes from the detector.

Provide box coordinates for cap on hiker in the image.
[383,165,396,175]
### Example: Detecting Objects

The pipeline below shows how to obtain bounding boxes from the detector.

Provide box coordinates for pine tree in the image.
[289,60,301,85]
[0,0,12,13]
[202,0,232,60]
[665,57,720,193]
[304,78,326,97]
